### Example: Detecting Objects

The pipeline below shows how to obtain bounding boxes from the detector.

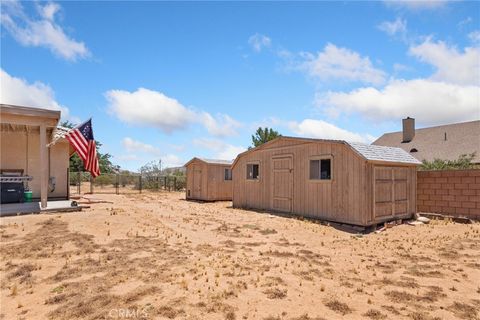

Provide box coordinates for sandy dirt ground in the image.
[1,191,479,320]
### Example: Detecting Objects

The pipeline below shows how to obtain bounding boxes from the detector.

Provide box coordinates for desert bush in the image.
[420,153,476,171]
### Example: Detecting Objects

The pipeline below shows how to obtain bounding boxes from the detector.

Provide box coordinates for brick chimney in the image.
[402,117,415,143]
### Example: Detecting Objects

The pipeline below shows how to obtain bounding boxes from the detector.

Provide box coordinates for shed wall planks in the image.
[186,159,232,201]
[233,139,417,226]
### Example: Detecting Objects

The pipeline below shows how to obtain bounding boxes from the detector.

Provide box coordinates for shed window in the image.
[224,168,232,180]
[246,164,259,180]
[310,159,331,180]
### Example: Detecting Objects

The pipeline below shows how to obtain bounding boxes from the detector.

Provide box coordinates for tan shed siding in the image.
[207,165,232,201]
[233,140,370,225]
[186,160,232,201]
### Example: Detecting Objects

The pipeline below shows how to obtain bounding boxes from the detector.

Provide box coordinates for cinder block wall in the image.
[417,169,480,220]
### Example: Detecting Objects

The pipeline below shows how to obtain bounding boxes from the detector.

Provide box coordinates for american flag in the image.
[65,119,100,178]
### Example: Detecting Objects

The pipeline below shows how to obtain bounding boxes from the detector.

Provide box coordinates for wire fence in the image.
[69,172,186,195]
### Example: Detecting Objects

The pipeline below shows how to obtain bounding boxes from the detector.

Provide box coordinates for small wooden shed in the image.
[232,137,421,226]
[185,158,233,201]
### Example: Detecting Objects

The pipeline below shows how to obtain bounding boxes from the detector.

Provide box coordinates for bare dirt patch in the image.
[1,191,479,319]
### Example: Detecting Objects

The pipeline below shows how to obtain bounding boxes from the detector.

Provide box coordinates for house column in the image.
[40,124,48,208]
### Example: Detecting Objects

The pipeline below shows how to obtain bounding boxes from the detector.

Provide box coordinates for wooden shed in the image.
[185,158,233,201]
[232,137,421,227]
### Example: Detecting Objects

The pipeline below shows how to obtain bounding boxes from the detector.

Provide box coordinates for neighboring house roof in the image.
[184,157,233,167]
[232,136,420,167]
[372,120,480,163]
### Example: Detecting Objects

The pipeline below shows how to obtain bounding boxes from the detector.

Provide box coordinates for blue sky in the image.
[1,1,479,171]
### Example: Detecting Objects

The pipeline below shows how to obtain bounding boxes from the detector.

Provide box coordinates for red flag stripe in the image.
[69,130,88,154]
[64,121,101,178]
[66,130,88,159]
[66,136,86,160]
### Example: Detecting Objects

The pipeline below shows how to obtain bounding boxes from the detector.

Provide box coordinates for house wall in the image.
[0,130,69,199]
[232,140,371,225]
[417,169,480,220]
[186,160,232,201]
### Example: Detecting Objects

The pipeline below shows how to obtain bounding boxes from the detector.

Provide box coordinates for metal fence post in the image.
[90,174,94,194]
[77,171,81,194]
[174,176,177,191]
[116,174,119,195]
[164,176,167,190]
[139,175,142,194]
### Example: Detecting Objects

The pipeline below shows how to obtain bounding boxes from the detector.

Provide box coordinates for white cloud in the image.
[119,137,183,168]
[0,68,72,120]
[116,154,140,162]
[393,63,412,73]
[468,30,480,45]
[295,43,386,85]
[161,154,183,168]
[0,1,90,61]
[384,0,449,10]
[409,39,480,85]
[378,17,407,37]
[458,17,472,29]
[193,138,246,160]
[122,137,161,156]
[318,79,479,125]
[248,33,271,52]
[288,119,375,143]
[200,112,242,137]
[106,87,241,136]
[106,88,196,133]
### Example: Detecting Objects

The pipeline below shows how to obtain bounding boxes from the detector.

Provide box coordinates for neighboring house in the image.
[373,118,480,164]
[232,136,420,227]
[185,158,233,201]
[0,104,71,208]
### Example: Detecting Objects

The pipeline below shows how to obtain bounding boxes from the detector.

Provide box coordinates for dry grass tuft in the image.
[447,302,478,320]
[156,305,185,319]
[263,288,287,299]
[324,299,352,315]
[384,290,416,303]
[363,309,387,320]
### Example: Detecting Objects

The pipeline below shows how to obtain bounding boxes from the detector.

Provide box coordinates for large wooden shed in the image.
[185,158,233,201]
[232,137,421,227]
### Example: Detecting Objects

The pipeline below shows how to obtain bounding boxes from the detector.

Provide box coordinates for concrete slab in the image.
[0,200,83,217]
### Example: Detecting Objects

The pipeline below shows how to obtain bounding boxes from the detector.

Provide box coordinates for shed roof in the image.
[184,157,233,167]
[348,142,421,164]
[232,136,421,167]
[373,120,480,163]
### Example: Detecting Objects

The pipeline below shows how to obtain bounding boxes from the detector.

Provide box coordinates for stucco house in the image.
[0,104,71,209]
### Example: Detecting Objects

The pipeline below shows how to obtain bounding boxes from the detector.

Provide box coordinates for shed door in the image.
[374,167,408,219]
[271,156,293,213]
[192,165,202,198]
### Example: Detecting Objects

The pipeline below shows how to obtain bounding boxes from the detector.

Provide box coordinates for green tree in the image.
[251,127,281,148]
[60,121,119,174]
